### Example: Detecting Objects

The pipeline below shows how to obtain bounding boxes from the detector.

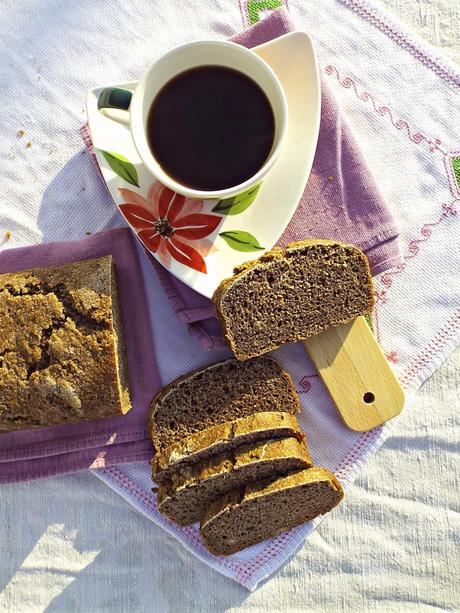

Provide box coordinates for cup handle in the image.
[98,87,132,115]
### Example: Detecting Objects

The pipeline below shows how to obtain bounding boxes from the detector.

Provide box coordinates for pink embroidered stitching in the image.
[298,373,319,393]
[386,351,398,364]
[324,65,446,154]
[371,309,381,342]
[335,426,383,479]
[341,0,460,89]
[233,524,305,583]
[375,202,458,303]
[400,310,460,387]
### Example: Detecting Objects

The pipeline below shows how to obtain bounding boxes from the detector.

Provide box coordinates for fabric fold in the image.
[0,439,154,484]
[0,228,160,483]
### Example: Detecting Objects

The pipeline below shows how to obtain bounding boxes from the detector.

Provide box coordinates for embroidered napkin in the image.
[0,228,159,483]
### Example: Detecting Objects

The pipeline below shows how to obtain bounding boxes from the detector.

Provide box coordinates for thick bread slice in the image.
[201,467,344,555]
[156,437,313,526]
[148,356,300,452]
[213,239,374,360]
[152,411,304,485]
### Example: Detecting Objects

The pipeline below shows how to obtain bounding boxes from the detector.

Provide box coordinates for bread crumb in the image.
[5,230,12,241]
[17,129,25,138]
[327,176,334,182]
[26,141,32,148]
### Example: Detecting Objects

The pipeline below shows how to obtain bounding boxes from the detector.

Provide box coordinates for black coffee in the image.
[147,66,275,191]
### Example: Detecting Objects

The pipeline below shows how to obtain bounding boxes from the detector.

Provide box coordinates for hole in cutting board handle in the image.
[363,392,375,404]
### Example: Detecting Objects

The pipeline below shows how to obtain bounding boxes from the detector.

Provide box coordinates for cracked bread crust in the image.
[213,239,375,360]
[0,256,131,432]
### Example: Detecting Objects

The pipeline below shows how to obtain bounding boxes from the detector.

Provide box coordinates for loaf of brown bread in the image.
[201,467,344,555]
[157,437,313,526]
[152,411,304,486]
[148,357,300,452]
[213,240,374,360]
[0,256,131,432]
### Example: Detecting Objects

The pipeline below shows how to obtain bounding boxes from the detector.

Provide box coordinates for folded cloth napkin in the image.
[0,228,159,483]
[81,8,404,351]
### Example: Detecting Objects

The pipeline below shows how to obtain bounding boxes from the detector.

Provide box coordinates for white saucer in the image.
[86,32,320,299]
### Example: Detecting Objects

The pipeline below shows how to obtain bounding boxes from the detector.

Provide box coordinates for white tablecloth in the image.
[0,347,458,612]
[0,0,459,610]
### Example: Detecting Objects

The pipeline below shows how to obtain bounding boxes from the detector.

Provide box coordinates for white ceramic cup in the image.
[98,40,288,200]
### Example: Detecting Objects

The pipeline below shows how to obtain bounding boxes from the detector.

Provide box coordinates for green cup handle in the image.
[97,87,132,112]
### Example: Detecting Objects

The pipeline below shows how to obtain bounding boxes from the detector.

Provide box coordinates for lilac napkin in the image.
[0,228,159,483]
[82,9,403,350]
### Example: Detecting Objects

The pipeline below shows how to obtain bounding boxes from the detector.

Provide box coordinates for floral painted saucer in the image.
[86,32,320,299]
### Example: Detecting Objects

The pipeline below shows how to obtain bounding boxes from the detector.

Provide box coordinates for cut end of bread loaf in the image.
[109,259,131,415]
[148,357,300,452]
[201,467,344,555]
[213,240,374,360]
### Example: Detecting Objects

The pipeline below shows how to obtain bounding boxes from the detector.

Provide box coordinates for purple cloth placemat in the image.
[0,440,154,483]
[82,8,403,351]
[0,228,159,483]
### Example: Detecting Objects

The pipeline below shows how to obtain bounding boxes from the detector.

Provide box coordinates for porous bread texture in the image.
[0,256,131,431]
[201,467,344,555]
[213,239,374,360]
[157,437,313,526]
[148,356,300,452]
[152,411,304,485]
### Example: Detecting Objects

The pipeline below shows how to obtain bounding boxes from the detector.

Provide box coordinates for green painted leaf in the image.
[99,150,139,187]
[452,157,460,190]
[364,313,374,332]
[247,0,282,24]
[219,230,264,252]
[212,183,261,215]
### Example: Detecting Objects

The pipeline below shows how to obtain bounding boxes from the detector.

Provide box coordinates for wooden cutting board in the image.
[303,316,405,431]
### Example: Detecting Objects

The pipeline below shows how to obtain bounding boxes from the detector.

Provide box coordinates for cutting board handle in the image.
[303,316,405,431]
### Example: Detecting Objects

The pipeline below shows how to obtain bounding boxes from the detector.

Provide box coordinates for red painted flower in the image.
[118,183,221,273]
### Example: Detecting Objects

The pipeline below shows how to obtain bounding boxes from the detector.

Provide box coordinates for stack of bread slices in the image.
[148,356,344,556]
